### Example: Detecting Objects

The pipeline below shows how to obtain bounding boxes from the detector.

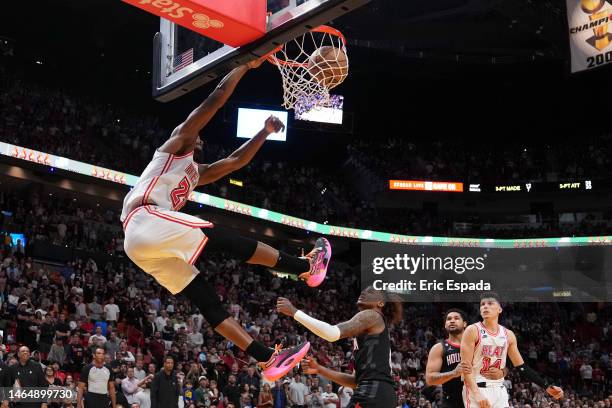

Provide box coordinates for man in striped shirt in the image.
[77,348,117,408]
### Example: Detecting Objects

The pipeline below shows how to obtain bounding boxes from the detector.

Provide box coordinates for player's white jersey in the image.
[472,322,509,384]
[121,150,199,222]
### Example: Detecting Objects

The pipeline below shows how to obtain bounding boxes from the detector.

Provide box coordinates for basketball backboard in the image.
[152,0,369,102]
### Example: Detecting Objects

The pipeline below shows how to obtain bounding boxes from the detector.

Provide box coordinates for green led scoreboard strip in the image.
[2,142,611,248]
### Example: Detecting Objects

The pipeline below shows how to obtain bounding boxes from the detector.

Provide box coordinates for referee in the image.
[77,348,117,408]
[7,346,48,408]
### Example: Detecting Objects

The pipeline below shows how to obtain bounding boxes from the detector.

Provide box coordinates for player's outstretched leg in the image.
[204,226,332,288]
[180,274,310,381]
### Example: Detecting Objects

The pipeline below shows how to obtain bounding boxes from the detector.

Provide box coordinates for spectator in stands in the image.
[104,297,120,325]
[89,326,107,348]
[182,379,196,408]
[121,367,152,408]
[320,384,338,408]
[224,374,241,408]
[239,365,260,401]
[54,313,71,344]
[117,341,135,364]
[67,334,86,375]
[194,376,210,407]
[289,374,309,408]
[39,313,55,357]
[48,338,66,367]
[105,331,121,361]
[89,296,103,321]
[134,359,146,381]
[258,383,274,408]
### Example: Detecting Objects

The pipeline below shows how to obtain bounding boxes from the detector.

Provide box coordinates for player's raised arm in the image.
[160,60,262,156]
[460,324,490,408]
[197,115,285,185]
[276,298,383,342]
[507,330,564,401]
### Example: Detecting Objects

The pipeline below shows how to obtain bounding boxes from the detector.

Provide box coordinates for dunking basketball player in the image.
[425,309,505,408]
[276,287,403,408]
[120,60,331,381]
[461,292,564,408]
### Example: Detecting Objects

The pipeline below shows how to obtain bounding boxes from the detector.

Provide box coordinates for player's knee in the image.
[204,226,258,262]
[201,303,230,328]
[181,275,230,328]
[194,291,230,327]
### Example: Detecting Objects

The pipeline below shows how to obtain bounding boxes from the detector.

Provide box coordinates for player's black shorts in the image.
[346,381,396,408]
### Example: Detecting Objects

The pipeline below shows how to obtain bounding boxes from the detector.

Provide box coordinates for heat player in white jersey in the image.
[120,60,332,382]
[460,292,564,408]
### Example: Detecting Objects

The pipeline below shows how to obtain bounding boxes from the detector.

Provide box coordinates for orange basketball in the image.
[307,46,349,88]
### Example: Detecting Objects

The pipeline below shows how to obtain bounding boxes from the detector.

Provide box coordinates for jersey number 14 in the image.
[480,357,502,374]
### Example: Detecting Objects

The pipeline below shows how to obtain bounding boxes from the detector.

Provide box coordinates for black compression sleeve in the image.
[516,364,549,388]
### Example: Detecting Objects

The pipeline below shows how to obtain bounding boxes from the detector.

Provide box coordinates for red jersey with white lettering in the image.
[471,322,508,384]
[120,150,199,221]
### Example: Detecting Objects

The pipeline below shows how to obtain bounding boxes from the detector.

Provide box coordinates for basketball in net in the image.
[308,46,349,88]
[266,25,349,111]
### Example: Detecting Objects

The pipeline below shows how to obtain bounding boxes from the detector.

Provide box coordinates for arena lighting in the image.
[1,141,610,247]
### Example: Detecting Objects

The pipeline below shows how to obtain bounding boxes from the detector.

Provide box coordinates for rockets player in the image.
[120,60,331,381]
[460,292,563,408]
[425,309,505,408]
[276,287,403,408]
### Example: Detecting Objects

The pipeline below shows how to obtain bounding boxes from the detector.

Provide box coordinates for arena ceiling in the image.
[341,0,566,59]
[4,0,567,68]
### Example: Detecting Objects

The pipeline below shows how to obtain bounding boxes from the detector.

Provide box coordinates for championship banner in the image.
[566,0,612,73]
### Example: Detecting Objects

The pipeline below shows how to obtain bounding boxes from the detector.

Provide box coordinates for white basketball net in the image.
[267,26,349,112]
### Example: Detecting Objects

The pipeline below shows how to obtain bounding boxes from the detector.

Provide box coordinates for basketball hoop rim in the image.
[265,25,347,68]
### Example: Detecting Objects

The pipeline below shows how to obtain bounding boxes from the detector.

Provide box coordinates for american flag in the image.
[173,48,194,73]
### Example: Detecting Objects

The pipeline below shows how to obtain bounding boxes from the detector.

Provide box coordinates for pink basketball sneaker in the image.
[299,237,332,287]
[259,342,311,381]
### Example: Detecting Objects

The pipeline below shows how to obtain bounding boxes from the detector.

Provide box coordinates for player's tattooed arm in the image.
[426,343,468,385]
[337,309,384,338]
[279,299,382,341]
